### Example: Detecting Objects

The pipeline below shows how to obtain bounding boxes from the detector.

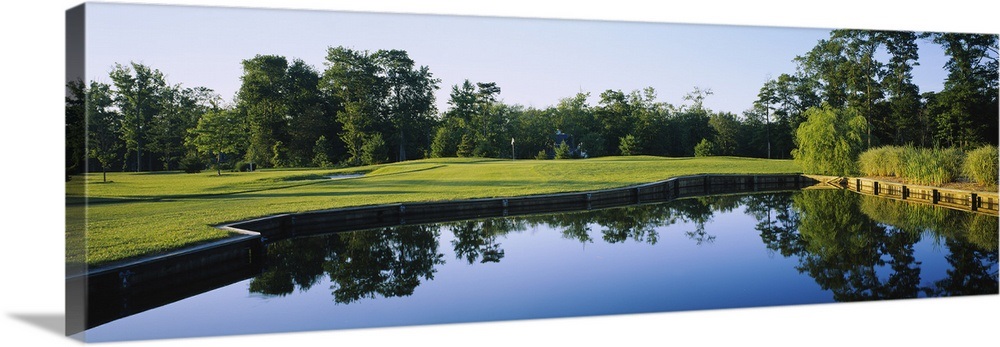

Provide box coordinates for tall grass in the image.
[903,147,964,186]
[858,146,906,177]
[857,145,965,186]
[963,145,999,188]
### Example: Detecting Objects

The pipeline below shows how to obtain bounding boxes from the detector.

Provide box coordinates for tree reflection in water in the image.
[249,189,997,305]
[250,225,444,304]
[751,189,998,300]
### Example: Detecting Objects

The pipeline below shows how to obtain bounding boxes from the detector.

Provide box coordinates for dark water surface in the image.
[85,189,998,342]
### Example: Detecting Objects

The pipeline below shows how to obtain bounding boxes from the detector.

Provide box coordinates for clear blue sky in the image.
[85,2,952,115]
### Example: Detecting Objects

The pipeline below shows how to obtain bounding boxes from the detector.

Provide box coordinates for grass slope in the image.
[66,156,799,266]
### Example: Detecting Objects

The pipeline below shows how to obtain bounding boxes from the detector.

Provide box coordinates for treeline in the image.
[66,30,997,178]
[759,30,997,158]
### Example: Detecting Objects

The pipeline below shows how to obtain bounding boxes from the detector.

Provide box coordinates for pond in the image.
[83,189,998,342]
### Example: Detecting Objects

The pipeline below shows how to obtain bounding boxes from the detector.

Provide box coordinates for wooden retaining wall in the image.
[68,235,264,332]
[845,177,999,215]
[223,174,815,240]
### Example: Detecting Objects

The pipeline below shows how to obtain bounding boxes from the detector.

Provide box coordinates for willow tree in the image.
[792,105,868,176]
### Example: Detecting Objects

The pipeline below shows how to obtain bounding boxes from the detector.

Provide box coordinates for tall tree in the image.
[65,79,87,177]
[666,88,714,157]
[86,81,123,182]
[708,112,741,156]
[551,92,601,156]
[880,31,923,145]
[322,47,439,165]
[285,59,335,166]
[378,50,440,161]
[237,55,290,168]
[925,32,999,148]
[433,80,503,157]
[595,89,636,155]
[109,62,167,172]
[148,85,219,170]
[796,31,887,148]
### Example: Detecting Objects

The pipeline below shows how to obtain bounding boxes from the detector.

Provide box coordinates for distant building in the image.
[550,129,586,158]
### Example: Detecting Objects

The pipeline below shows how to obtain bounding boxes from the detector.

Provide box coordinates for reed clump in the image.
[857,145,965,186]
[962,145,998,189]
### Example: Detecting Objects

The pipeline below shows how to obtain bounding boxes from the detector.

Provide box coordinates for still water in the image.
[85,189,998,341]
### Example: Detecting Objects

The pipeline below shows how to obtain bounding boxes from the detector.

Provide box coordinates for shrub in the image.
[554,141,572,159]
[694,138,715,157]
[234,160,254,172]
[179,155,205,174]
[963,145,999,188]
[456,134,473,158]
[361,133,389,165]
[618,134,640,156]
[535,149,549,160]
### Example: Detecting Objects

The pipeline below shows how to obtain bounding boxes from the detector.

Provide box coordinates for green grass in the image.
[67,156,799,266]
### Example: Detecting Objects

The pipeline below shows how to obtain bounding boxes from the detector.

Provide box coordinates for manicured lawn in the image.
[67,156,800,266]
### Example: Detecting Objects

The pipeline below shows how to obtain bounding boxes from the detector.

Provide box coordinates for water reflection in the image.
[250,225,444,304]
[249,190,997,305]
[752,189,998,300]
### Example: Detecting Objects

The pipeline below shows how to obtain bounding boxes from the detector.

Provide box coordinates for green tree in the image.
[322,47,439,165]
[554,140,572,159]
[753,74,819,158]
[880,31,923,145]
[510,106,555,159]
[148,85,219,170]
[666,88,714,156]
[792,105,868,176]
[285,59,336,166]
[430,123,462,158]
[437,80,506,157]
[925,33,999,148]
[379,50,440,161]
[237,55,290,168]
[595,89,637,155]
[109,62,167,172]
[66,80,87,177]
[708,112,741,156]
[361,133,388,165]
[456,133,474,158]
[187,109,245,176]
[312,135,333,168]
[618,134,640,156]
[86,81,123,182]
